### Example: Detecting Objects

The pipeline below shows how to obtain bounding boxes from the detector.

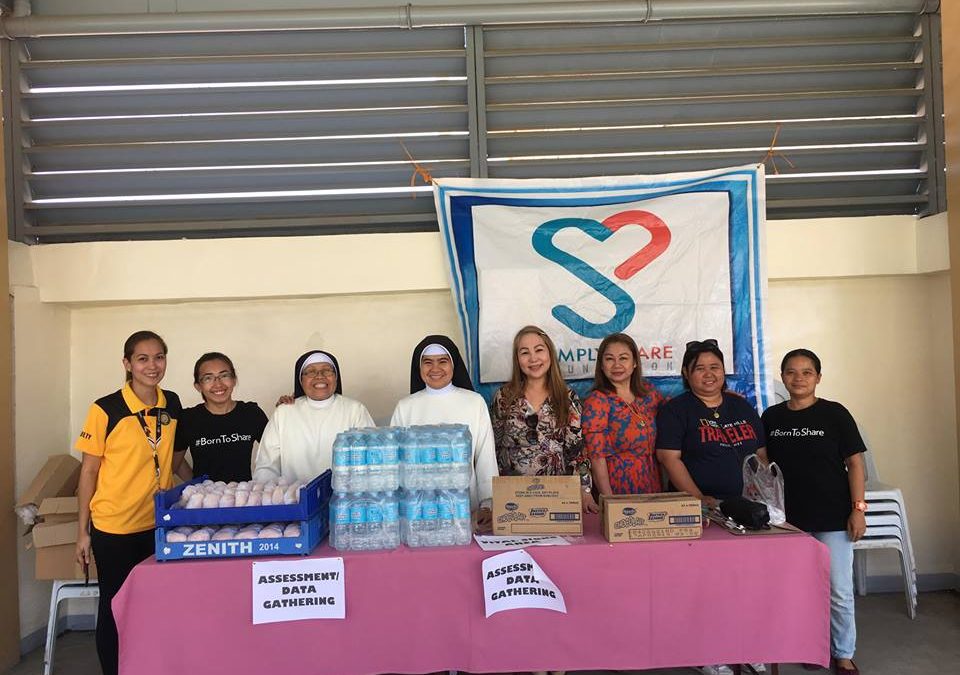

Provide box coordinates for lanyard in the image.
[135,408,163,484]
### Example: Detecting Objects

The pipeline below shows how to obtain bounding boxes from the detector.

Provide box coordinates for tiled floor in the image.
[7,591,958,675]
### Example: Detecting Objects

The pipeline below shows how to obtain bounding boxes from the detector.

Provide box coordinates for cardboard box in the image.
[32,519,80,548]
[601,492,703,543]
[35,543,97,582]
[16,454,81,511]
[37,497,79,524]
[492,475,582,536]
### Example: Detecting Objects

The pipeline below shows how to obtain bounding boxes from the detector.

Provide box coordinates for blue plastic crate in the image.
[155,512,327,561]
[155,470,332,528]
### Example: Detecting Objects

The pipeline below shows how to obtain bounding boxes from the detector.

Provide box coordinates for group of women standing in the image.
[74,327,866,675]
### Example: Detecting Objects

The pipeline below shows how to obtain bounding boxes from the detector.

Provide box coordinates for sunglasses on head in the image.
[685,339,719,351]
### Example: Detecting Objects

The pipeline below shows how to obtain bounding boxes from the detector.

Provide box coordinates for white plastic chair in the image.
[43,580,99,675]
[851,434,918,618]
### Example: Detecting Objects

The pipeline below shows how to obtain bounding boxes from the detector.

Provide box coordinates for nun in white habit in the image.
[390,335,499,532]
[254,350,374,482]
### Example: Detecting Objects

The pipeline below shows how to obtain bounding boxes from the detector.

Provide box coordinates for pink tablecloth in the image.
[113,515,830,675]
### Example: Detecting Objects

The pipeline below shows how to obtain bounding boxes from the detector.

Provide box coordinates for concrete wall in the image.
[10,212,959,640]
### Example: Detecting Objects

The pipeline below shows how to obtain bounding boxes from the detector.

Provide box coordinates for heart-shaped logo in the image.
[601,210,672,280]
[163,546,171,555]
[531,210,672,339]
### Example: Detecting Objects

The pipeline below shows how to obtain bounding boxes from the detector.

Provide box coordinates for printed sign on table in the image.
[474,534,572,551]
[433,165,772,410]
[252,557,345,625]
[482,549,566,618]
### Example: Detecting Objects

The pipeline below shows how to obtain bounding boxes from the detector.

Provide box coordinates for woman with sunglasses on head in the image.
[75,330,182,675]
[761,349,866,675]
[254,350,374,482]
[655,339,765,509]
[391,335,499,532]
[582,333,665,498]
[173,352,268,483]
[491,325,597,513]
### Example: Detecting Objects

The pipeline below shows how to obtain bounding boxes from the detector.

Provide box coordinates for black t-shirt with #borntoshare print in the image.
[761,398,866,533]
[174,401,268,483]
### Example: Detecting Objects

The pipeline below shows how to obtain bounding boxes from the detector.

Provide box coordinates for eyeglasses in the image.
[685,339,719,351]
[525,413,539,444]
[301,367,337,380]
[198,372,235,385]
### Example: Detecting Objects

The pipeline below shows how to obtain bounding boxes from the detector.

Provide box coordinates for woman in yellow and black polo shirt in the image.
[75,330,181,675]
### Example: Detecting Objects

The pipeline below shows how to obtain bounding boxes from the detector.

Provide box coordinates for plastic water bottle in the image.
[436,489,455,546]
[400,489,421,547]
[349,431,368,493]
[366,431,384,491]
[419,431,437,489]
[452,425,472,489]
[419,490,439,547]
[400,430,419,490]
[383,429,400,491]
[330,493,352,550]
[349,492,368,549]
[383,491,400,549]
[452,488,472,545]
[435,428,454,488]
[332,434,351,493]
[365,492,384,550]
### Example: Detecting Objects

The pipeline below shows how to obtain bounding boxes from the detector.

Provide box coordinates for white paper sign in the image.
[482,549,566,618]
[474,534,572,551]
[252,557,345,625]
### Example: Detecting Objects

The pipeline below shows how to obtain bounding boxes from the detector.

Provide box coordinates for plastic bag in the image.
[742,454,786,525]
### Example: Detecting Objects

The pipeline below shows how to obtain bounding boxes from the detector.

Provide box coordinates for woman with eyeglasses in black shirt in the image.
[491,325,596,513]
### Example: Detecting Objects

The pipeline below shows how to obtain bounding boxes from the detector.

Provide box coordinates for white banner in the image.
[482,549,566,617]
[252,557,345,625]
[433,165,772,409]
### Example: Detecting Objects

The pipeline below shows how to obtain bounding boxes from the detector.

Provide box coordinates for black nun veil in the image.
[293,350,344,398]
[408,335,474,394]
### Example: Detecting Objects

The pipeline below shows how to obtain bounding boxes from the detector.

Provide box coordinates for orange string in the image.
[401,141,434,196]
[760,123,795,175]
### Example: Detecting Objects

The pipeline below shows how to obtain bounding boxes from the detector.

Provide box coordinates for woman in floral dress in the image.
[584,333,665,496]
[490,325,597,513]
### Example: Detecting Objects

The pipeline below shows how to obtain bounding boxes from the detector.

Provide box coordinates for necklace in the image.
[699,397,722,419]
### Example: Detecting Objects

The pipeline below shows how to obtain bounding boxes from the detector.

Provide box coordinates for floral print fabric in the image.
[583,387,665,494]
[490,387,592,490]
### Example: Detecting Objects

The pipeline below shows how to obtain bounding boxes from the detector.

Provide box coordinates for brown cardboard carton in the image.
[37,497,79,524]
[32,520,80,548]
[492,475,582,536]
[601,492,702,543]
[35,543,97,582]
[16,454,81,510]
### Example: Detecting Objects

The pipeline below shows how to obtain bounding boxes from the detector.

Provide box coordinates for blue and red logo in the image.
[531,210,671,338]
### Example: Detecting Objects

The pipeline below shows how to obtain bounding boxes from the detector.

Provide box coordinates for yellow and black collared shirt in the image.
[76,383,181,535]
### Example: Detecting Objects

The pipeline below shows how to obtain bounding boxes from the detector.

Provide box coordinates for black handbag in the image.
[720,496,771,530]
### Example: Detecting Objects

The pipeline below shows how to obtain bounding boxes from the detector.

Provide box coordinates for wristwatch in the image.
[852,500,868,513]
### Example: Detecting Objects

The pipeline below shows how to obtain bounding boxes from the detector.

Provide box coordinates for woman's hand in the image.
[847,509,866,541]
[474,507,493,534]
[701,495,720,509]
[75,530,92,566]
[275,394,295,407]
[581,490,600,514]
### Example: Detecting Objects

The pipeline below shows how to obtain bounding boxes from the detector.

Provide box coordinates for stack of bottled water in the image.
[399,424,473,547]
[331,428,400,493]
[400,487,472,547]
[399,424,471,490]
[329,424,474,550]
[329,428,401,551]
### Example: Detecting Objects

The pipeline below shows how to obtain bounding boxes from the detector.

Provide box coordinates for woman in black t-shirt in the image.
[761,348,866,675]
[173,352,268,482]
